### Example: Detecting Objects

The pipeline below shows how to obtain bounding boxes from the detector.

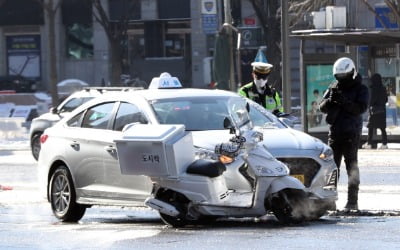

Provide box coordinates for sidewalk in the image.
[0,138,29,151]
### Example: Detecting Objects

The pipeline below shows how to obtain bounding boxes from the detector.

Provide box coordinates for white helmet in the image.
[333,57,357,80]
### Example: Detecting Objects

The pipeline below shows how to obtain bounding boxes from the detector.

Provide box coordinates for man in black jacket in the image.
[363,73,388,149]
[319,57,369,212]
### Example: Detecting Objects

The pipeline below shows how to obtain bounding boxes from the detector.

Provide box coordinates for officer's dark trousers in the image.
[328,133,360,204]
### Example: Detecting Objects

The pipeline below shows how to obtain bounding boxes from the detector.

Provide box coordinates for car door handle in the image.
[70,141,80,150]
[105,145,118,159]
[105,145,117,155]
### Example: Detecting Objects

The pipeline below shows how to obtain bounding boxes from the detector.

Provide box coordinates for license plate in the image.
[291,174,305,184]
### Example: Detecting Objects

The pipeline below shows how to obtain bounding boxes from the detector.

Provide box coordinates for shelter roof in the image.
[291,29,400,45]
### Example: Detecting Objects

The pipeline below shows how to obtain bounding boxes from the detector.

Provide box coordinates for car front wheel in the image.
[31,132,42,161]
[49,166,86,222]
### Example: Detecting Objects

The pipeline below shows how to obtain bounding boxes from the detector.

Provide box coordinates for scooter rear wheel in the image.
[156,190,189,227]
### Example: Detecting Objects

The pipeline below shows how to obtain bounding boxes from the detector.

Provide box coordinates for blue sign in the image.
[202,14,218,34]
[375,6,398,29]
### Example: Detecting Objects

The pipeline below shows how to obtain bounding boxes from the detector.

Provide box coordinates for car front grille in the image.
[277,158,321,188]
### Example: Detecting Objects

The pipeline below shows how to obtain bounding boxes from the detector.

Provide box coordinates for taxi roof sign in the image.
[149,72,182,89]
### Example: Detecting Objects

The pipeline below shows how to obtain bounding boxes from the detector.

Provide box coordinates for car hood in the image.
[192,128,323,152]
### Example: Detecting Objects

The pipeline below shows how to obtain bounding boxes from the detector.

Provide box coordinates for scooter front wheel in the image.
[159,212,188,227]
[270,189,309,224]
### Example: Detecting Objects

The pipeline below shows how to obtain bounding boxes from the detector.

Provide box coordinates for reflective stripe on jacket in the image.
[238,82,283,112]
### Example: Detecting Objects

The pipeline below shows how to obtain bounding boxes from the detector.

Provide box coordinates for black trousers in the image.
[367,127,387,146]
[328,133,360,189]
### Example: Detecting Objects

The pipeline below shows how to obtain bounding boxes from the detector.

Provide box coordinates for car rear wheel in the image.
[31,132,42,161]
[49,166,86,222]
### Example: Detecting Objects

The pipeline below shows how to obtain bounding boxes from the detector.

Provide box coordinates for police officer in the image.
[319,57,369,212]
[238,62,283,114]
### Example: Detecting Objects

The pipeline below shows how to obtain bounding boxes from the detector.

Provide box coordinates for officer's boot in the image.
[344,184,359,212]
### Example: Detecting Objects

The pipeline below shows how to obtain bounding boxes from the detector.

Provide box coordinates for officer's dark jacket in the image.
[319,74,369,136]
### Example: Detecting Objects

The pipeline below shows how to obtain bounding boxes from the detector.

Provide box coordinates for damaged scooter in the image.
[115,99,311,227]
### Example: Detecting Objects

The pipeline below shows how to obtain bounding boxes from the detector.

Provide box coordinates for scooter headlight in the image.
[319,146,334,161]
[219,155,234,164]
[195,147,219,161]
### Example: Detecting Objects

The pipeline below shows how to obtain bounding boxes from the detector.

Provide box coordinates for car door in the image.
[100,101,152,202]
[64,102,117,199]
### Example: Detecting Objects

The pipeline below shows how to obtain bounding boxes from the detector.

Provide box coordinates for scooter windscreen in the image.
[227,98,253,133]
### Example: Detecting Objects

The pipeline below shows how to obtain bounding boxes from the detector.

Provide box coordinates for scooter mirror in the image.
[223,117,236,134]
[223,117,233,129]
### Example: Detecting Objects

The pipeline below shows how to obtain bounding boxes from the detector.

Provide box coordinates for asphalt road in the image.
[1,149,400,250]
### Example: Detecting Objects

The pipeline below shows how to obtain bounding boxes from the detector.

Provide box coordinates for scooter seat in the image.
[186,159,226,178]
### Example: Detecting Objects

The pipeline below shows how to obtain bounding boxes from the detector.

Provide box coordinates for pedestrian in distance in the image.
[386,88,398,126]
[362,73,388,149]
[238,61,284,115]
[319,57,369,212]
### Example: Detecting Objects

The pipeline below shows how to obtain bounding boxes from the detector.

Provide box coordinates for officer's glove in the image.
[273,109,289,117]
[272,109,282,117]
[330,89,347,106]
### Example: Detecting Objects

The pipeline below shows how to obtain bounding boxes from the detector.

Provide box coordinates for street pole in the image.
[223,0,236,91]
[281,0,291,112]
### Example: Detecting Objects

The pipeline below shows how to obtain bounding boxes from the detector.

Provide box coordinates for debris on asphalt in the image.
[0,185,13,191]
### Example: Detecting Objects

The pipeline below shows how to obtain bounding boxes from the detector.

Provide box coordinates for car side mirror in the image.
[50,107,58,114]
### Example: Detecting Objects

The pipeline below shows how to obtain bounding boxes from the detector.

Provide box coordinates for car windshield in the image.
[152,96,240,131]
[59,97,94,113]
[152,96,285,131]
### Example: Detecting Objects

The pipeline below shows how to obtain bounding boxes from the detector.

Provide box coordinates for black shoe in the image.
[344,202,358,212]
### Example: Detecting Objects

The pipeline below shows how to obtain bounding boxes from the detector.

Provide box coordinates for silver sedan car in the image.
[38,78,337,222]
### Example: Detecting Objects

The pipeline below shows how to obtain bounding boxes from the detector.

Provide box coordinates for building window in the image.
[140,21,190,58]
[109,0,141,21]
[62,0,93,59]
[157,0,190,19]
[0,0,43,25]
[66,23,94,59]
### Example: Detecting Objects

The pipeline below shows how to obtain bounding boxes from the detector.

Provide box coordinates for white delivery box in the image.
[325,6,346,29]
[115,124,194,178]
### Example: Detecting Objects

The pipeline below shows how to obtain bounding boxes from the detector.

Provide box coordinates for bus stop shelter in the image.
[291,29,400,144]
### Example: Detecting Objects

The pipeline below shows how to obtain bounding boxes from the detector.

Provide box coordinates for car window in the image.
[113,102,148,131]
[59,97,94,113]
[152,96,231,131]
[67,111,85,127]
[82,102,115,129]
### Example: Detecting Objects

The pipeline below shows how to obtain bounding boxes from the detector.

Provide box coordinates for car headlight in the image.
[319,146,334,161]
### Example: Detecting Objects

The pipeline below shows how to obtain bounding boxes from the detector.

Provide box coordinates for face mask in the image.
[255,79,268,88]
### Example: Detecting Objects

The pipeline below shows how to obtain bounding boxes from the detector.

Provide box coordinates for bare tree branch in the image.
[288,0,333,28]
[384,0,400,23]
[248,0,268,30]
[362,0,389,29]
[92,0,111,39]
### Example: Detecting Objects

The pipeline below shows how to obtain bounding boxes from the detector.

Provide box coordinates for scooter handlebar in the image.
[215,142,240,158]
